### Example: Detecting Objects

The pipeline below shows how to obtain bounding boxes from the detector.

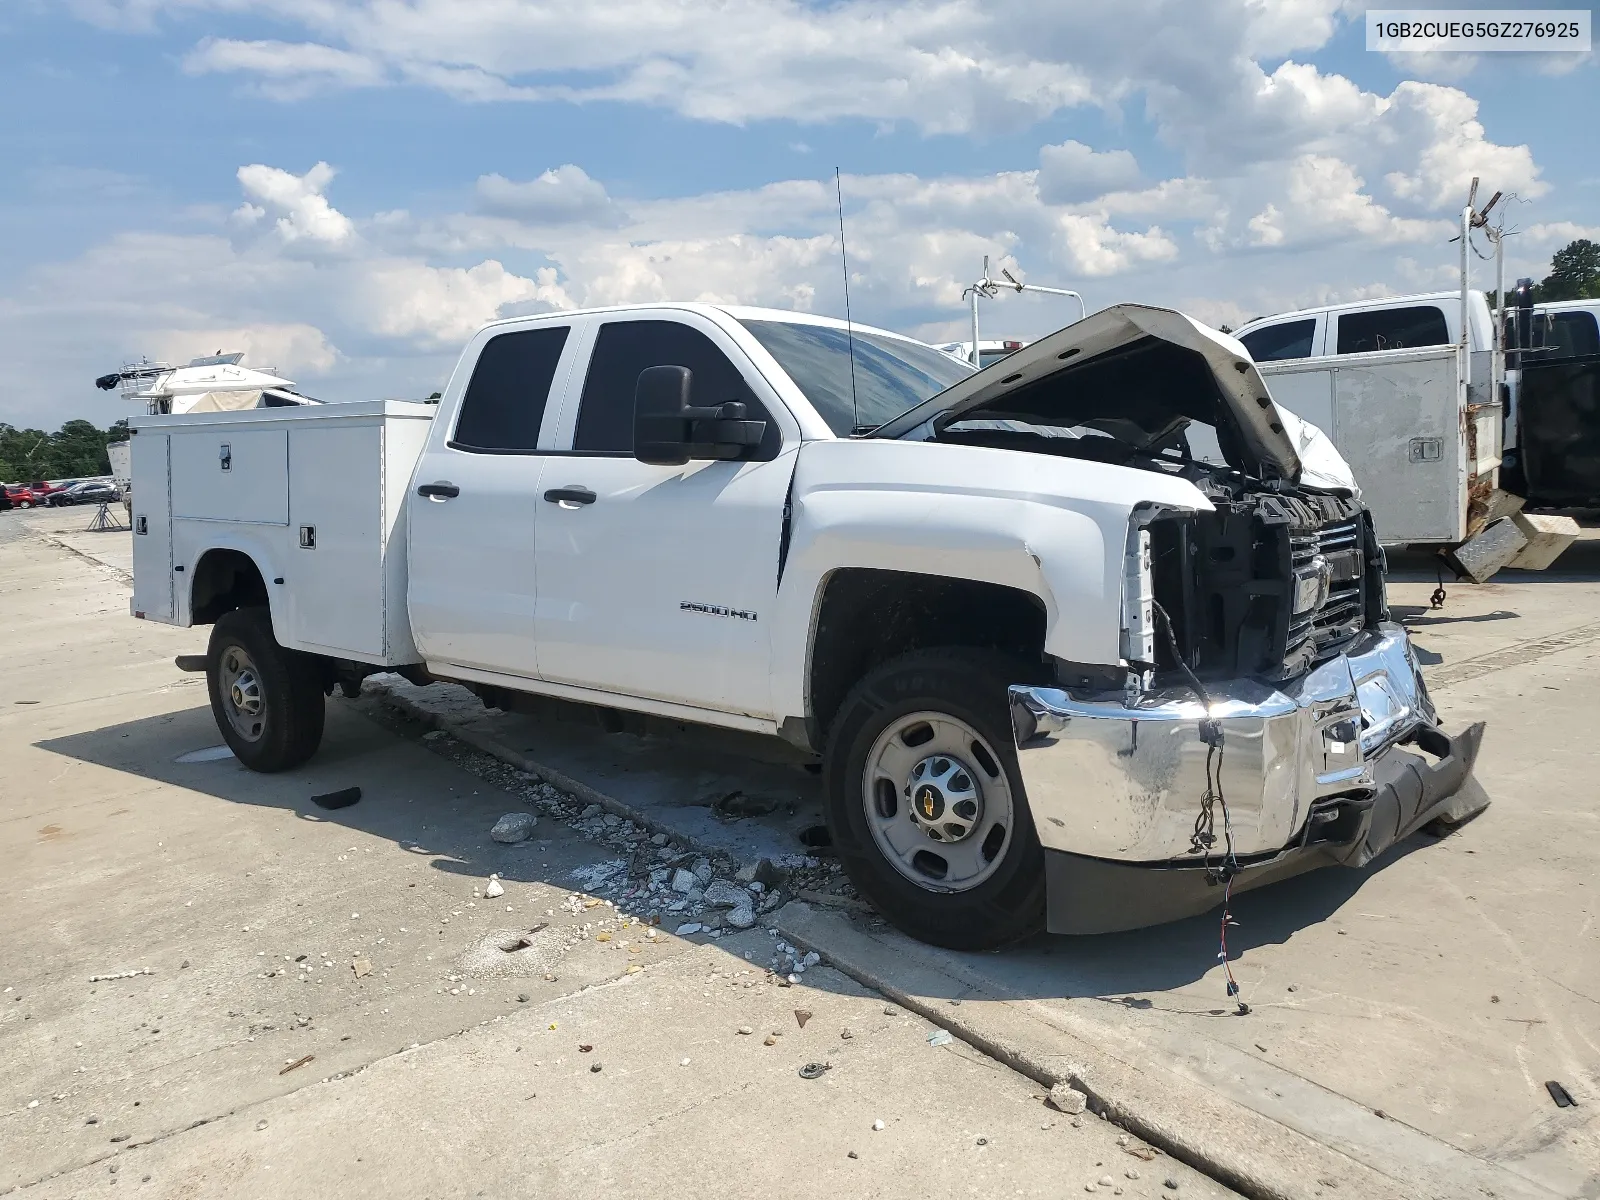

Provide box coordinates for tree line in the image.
[0,419,129,485]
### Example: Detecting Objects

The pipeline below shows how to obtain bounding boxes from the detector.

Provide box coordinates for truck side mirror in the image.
[633,365,767,466]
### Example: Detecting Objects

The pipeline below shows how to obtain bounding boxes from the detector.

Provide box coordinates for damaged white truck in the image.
[128,302,1486,949]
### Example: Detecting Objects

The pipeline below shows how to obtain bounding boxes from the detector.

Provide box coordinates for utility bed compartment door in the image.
[1331,352,1464,544]
[284,424,385,658]
[1260,348,1465,545]
[170,429,288,525]
[130,432,174,622]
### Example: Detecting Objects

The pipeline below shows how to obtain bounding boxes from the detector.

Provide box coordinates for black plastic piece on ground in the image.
[311,787,362,810]
[174,655,207,673]
[1546,1081,1577,1108]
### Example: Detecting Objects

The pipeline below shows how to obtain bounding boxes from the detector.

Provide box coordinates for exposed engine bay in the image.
[930,333,1387,684]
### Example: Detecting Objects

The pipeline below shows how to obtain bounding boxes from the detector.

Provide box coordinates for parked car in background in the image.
[47,481,119,507]
[4,484,44,509]
[0,487,12,513]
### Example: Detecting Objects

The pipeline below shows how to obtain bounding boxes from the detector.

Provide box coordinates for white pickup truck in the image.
[129,302,1484,949]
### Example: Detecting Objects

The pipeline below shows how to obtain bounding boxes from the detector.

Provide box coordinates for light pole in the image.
[960,256,1086,366]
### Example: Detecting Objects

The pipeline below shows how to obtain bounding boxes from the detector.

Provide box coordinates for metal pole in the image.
[1492,227,1505,407]
[969,285,981,367]
[1460,206,1472,390]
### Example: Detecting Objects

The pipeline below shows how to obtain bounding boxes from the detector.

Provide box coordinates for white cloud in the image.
[149,323,340,377]
[186,39,385,93]
[236,162,355,247]
[1380,83,1544,208]
[475,167,621,226]
[1037,141,1141,204]
[356,261,567,347]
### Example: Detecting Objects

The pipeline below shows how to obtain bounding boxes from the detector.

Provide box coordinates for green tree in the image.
[1533,239,1600,303]
[0,418,124,483]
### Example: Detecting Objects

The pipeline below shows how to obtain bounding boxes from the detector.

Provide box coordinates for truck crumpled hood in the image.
[873,303,1304,482]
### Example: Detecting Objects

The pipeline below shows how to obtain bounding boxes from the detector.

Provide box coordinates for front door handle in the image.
[417,481,460,500]
[544,486,597,507]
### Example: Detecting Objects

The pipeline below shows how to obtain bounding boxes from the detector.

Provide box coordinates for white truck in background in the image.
[129,302,1484,950]
[1231,290,1577,578]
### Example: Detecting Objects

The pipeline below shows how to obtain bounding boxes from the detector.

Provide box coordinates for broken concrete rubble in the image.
[1048,1082,1089,1114]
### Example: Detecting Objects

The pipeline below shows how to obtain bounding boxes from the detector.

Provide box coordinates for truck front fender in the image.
[770,439,1210,724]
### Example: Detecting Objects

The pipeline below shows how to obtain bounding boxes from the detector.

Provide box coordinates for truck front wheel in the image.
[207,607,325,772]
[823,648,1047,950]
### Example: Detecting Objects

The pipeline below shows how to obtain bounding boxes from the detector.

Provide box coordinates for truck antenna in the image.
[835,167,861,432]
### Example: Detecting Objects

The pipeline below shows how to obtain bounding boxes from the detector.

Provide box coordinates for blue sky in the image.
[1,0,1594,427]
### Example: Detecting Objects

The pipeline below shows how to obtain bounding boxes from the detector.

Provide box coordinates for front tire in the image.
[207,607,325,772]
[823,648,1046,950]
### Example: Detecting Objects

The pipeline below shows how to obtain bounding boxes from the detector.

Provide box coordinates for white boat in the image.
[95,352,323,415]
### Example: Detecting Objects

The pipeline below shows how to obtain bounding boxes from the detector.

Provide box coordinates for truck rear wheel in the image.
[823,648,1046,950]
[207,607,325,772]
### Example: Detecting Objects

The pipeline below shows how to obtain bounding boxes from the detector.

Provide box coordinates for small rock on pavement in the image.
[1099,1177,1115,1188]
[490,813,537,843]
[670,869,699,893]
[737,1025,754,1035]
[726,905,756,930]
[352,957,373,979]
[484,874,505,898]
[872,1119,886,1131]
[1048,1082,1088,1114]
[1164,1179,1180,1190]
[674,922,703,936]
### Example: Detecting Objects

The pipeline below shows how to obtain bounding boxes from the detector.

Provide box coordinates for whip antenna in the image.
[835,167,861,431]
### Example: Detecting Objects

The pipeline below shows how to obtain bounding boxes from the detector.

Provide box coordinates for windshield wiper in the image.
[850,423,882,437]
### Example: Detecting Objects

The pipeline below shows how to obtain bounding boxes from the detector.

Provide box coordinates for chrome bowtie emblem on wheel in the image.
[915,784,944,822]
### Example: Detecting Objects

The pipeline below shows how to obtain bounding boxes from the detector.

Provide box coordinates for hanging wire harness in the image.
[1152,600,1249,1016]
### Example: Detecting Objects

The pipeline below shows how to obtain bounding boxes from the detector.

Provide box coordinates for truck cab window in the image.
[1238,319,1316,363]
[1335,306,1448,355]
[1547,312,1600,360]
[574,320,779,457]
[451,326,570,452]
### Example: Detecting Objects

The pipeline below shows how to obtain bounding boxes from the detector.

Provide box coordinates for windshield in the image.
[739,319,973,435]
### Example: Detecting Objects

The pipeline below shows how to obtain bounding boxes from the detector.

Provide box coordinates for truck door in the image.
[532,314,795,719]
[406,320,581,678]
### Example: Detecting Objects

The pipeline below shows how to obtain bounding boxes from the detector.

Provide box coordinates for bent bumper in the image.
[1008,622,1487,934]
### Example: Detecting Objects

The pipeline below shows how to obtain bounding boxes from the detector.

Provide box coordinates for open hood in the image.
[873,304,1303,481]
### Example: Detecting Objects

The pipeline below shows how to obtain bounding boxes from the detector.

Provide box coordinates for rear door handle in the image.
[544,486,597,507]
[417,481,460,500]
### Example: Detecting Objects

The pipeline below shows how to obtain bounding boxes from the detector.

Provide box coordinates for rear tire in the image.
[207,607,325,772]
[823,648,1047,950]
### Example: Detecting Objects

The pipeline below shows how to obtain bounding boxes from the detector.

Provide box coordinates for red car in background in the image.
[4,484,46,509]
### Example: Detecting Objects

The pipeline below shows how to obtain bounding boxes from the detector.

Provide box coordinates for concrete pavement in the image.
[0,509,1232,1199]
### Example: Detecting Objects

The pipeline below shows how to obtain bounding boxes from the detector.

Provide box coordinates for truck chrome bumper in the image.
[1008,622,1487,933]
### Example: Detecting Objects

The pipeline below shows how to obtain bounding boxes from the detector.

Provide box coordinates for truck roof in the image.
[1237,291,1469,330]
[475,302,929,347]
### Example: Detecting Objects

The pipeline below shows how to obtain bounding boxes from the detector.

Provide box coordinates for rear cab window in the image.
[451,325,571,452]
[571,319,781,459]
[1238,318,1317,363]
[1334,306,1448,355]
[1547,311,1600,360]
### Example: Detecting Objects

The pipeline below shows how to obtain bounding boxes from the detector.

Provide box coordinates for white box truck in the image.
[130,303,1484,949]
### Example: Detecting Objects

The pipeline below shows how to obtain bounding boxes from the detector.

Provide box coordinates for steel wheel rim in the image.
[861,710,1014,893]
[218,644,266,743]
